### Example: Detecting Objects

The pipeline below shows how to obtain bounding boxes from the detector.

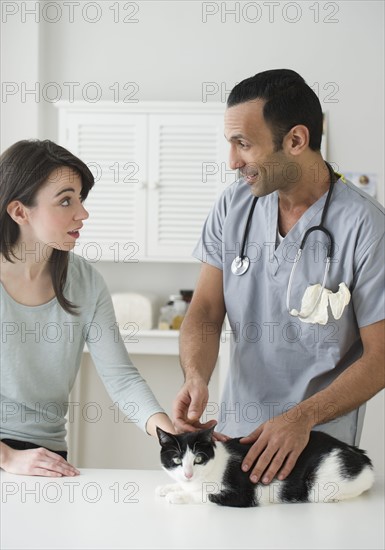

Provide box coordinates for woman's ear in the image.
[6,201,30,225]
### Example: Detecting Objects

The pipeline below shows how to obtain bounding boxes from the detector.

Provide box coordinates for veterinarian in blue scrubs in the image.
[173,69,385,486]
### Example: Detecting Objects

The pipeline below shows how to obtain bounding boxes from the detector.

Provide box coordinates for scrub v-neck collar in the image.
[268,178,343,274]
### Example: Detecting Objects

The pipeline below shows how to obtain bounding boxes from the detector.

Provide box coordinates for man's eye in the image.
[173,457,182,465]
[194,455,203,464]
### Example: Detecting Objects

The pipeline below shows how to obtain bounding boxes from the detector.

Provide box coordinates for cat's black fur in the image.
[157,427,374,507]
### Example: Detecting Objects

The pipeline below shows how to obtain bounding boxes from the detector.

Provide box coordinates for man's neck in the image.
[277,159,332,235]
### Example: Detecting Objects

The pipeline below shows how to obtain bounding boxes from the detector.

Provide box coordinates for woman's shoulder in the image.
[66,252,105,293]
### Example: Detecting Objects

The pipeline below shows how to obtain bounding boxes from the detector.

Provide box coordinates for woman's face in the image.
[23,166,89,252]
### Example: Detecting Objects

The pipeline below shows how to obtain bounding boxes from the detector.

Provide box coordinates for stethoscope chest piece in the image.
[231,255,250,276]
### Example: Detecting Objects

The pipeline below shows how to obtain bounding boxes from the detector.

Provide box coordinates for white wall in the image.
[2,1,384,205]
[1,1,384,470]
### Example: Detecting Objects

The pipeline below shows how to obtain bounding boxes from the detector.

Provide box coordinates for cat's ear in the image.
[156,427,176,446]
[200,426,216,443]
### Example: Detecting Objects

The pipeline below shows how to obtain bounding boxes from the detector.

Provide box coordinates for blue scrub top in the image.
[193,177,385,445]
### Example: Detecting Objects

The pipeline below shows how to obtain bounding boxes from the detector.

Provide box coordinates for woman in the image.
[0,139,174,477]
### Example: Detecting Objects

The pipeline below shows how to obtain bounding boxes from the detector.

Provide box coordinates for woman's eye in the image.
[173,457,182,465]
[61,198,70,207]
[194,456,203,464]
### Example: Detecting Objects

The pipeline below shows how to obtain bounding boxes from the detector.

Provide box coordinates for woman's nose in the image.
[75,202,89,221]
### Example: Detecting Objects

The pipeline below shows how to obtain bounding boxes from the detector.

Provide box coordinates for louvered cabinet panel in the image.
[64,112,147,261]
[147,114,226,258]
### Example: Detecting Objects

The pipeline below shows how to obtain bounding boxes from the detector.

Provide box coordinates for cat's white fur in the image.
[156,442,374,505]
[306,449,375,503]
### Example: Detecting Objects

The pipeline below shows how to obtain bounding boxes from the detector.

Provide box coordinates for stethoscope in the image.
[231,163,337,319]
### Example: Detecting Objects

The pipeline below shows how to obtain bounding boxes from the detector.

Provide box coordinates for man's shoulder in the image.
[339,179,384,219]
[333,179,385,239]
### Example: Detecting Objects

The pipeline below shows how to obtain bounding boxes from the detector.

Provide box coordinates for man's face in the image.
[224,99,295,197]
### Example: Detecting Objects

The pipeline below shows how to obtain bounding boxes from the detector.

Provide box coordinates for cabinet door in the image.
[147,113,228,259]
[64,111,147,262]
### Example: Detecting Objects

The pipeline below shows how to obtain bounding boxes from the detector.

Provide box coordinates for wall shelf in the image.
[84,329,180,356]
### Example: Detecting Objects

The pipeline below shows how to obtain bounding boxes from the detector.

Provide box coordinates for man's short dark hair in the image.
[227,69,323,151]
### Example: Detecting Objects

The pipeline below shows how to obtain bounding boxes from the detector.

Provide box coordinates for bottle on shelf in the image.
[157,305,173,330]
[169,294,187,330]
[180,289,193,307]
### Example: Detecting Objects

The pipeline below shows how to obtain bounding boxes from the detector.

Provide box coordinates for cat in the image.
[155,427,374,507]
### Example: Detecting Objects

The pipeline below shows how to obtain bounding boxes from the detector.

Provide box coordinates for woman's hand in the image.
[0,443,80,477]
[146,412,177,436]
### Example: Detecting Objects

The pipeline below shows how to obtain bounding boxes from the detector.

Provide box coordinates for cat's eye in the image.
[194,455,203,464]
[172,457,182,465]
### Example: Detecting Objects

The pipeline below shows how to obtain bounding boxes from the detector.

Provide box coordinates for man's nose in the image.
[228,145,244,171]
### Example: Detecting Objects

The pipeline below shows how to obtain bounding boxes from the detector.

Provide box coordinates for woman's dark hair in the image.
[227,69,323,151]
[0,139,94,314]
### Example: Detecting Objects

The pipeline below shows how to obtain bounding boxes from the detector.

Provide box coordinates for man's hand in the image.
[240,409,313,484]
[172,376,217,433]
[1,445,80,477]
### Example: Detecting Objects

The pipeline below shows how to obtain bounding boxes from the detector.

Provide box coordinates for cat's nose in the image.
[184,471,193,479]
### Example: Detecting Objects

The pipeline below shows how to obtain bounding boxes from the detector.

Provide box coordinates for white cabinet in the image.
[57,102,229,261]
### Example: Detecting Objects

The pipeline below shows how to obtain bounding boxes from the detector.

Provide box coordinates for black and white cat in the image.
[156,427,374,507]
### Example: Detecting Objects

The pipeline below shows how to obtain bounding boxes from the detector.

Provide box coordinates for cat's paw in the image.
[155,485,167,497]
[165,491,190,504]
[155,484,177,497]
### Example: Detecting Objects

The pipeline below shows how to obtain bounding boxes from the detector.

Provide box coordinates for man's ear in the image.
[283,124,309,156]
[6,201,30,225]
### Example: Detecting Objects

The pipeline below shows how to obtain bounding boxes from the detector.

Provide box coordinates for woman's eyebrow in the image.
[54,187,76,197]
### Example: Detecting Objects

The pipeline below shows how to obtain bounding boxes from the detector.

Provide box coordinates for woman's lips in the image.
[67,230,80,239]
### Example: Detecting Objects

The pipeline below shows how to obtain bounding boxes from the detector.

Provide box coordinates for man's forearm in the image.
[0,442,12,469]
[299,353,385,429]
[179,305,224,384]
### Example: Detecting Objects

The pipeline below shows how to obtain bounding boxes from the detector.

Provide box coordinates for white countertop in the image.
[1,469,384,550]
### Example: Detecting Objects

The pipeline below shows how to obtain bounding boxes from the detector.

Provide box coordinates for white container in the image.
[111,292,158,331]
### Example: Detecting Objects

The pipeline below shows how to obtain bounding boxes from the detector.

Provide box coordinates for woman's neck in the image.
[1,243,52,282]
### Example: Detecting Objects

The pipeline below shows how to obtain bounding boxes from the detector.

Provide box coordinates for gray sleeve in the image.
[352,232,385,328]
[192,188,230,269]
[85,274,164,433]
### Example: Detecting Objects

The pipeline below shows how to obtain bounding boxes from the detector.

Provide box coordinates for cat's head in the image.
[156,427,216,484]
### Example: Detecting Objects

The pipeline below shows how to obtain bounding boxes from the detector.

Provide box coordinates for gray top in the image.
[0,253,164,451]
[193,176,385,445]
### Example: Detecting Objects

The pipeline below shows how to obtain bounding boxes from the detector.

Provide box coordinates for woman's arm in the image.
[146,412,176,436]
[87,272,174,436]
[0,441,80,477]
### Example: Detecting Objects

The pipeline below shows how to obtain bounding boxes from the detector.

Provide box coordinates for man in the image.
[173,69,384,486]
